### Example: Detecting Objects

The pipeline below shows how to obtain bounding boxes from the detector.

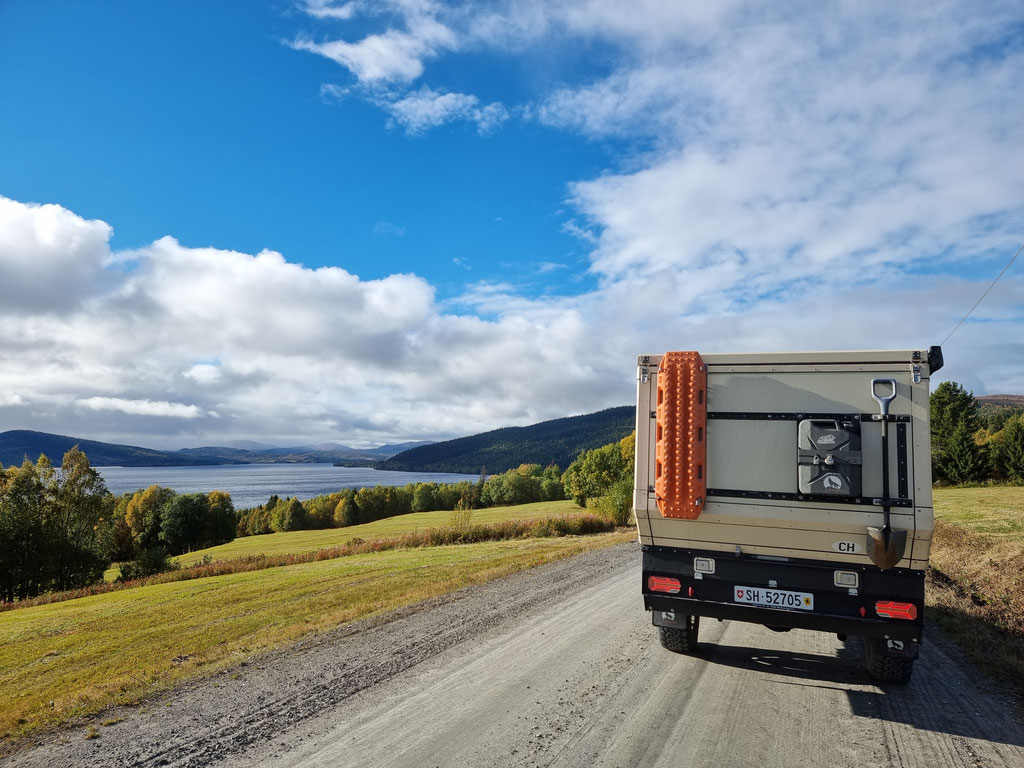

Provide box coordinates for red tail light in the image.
[875,600,918,620]
[648,576,681,594]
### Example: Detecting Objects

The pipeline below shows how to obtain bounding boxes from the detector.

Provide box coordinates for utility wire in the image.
[941,239,1024,346]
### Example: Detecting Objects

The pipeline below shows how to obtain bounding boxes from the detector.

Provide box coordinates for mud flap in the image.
[868,635,919,660]
[652,609,691,629]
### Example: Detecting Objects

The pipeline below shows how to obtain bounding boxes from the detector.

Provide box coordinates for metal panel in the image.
[706,420,796,492]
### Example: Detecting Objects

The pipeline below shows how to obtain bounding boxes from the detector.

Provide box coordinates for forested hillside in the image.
[378,406,634,474]
[0,430,222,468]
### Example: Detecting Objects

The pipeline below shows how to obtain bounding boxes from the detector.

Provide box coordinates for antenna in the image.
[941,240,1023,346]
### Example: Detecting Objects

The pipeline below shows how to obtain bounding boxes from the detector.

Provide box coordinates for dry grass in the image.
[0,529,632,745]
[928,487,1024,700]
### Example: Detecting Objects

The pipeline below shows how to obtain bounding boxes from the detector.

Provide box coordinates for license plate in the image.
[734,586,814,610]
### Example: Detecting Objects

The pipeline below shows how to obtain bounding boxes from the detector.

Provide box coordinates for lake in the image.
[94,464,480,509]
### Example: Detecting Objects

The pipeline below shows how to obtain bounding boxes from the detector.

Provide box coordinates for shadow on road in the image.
[692,634,1024,748]
[698,633,868,685]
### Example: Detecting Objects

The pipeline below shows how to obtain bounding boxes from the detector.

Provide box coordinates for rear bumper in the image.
[643,544,925,646]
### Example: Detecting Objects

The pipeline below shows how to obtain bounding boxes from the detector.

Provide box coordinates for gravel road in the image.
[6,540,1024,767]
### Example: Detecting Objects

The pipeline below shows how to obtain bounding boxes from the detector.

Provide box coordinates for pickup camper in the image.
[634,348,942,682]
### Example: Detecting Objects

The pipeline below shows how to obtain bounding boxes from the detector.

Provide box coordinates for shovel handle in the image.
[871,378,897,418]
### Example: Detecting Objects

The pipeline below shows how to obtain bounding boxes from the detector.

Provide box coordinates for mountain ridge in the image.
[0,431,432,468]
[377,406,634,474]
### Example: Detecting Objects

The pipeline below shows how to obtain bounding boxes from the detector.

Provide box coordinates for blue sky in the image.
[1,1,1022,449]
[0,0,610,295]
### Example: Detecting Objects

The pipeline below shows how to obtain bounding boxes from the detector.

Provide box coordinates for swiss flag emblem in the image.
[736,589,744,598]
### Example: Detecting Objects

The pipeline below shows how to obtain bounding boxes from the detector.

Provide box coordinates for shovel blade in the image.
[866,527,907,569]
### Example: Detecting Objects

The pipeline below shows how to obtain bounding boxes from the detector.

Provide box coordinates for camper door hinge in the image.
[650,410,656,419]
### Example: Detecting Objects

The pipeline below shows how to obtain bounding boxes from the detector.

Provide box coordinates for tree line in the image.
[931,382,1024,485]
[0,449,238,601]
[235,464,569,535]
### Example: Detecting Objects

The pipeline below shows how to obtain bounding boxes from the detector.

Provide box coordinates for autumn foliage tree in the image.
[0,449,112,600]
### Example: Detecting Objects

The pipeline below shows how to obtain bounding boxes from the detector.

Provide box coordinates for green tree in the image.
[334,489,359,526]
[930,382,982,482]
[206,490,237,545]
[106,492,139,562]
[270,497,307,532]
[412,483,438,512]
[939,422,988,485]
[0,459,49,601]
[46,448,111,591]
[160,493,211,555]
[993,415,1024,483]
[125,485,176,549]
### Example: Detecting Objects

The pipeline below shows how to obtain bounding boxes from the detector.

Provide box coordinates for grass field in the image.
[1,512,630,744]
[931,486,1024,536]
[929,486,1024,701]
[100,500,582,580]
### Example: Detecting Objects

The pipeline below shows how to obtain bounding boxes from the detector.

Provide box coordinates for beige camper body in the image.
[634,350,934,568]
[635,348,941,683]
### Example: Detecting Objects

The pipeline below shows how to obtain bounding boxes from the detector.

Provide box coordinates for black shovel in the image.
[867,378,907,570]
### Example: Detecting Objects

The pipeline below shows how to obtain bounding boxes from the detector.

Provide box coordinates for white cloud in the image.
[379,86,508,134]
[301,0,356,20]
[76,397,209,420]
[0,196,112,313]
[184,364,222,385]
[290,9,455,84]
[0,189,1020,449]
[373,221,406,237]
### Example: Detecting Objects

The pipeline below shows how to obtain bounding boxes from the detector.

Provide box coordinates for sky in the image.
[0,0,1022,450]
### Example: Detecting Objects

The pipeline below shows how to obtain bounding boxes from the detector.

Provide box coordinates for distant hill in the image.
[378,406,634,475]
[978,394,1024,408]
[0,430,434,469]
[177,440,432,466]
[0,430,227,468]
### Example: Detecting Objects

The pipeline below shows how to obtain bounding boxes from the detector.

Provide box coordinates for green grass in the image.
[932,486,1024,538]
[102,501,582,581]
[1,521,629,744]
[176,499,580,566]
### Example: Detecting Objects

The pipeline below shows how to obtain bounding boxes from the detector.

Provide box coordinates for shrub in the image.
[118,545,177,581]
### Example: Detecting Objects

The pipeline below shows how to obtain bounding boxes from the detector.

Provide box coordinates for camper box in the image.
[634,348,942,682]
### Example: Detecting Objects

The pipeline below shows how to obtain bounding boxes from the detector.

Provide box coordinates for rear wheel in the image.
[865,641,914,683]
[658,615,699,653]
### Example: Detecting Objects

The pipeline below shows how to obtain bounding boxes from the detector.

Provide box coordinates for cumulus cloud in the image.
[378,86,508,134]
[76,397,210,419]
[0,197,621,447]
[0,196,112,313]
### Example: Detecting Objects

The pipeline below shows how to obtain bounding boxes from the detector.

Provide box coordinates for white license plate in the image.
[734,585,814,611]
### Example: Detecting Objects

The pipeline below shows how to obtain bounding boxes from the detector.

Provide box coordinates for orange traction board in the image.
[655,351,707,519]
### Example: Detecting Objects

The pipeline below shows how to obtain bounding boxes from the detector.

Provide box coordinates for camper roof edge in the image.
[637,348,941,369]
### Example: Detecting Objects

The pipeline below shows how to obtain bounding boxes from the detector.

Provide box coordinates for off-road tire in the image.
[865,641,914,683]
[658,615,699,653]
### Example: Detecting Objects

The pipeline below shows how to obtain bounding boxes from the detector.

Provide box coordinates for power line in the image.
[941,240,1024,346]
